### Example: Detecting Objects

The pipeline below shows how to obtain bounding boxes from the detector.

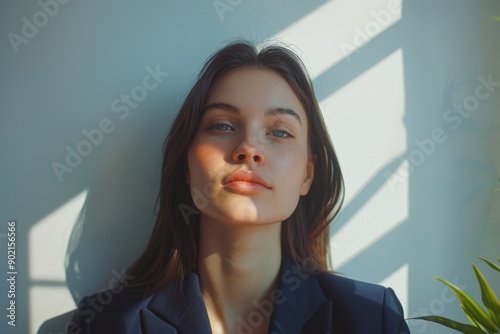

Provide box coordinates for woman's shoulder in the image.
[313,270,403,312]
[310,271,410,333]
[315,271,387,298]
[67,288,154,334]
[66,274,204,334]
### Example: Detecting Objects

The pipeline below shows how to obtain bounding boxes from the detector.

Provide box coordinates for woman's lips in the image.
[222,170,271,195]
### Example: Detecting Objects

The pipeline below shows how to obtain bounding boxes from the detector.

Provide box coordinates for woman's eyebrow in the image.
[265,107,301,125]
[203,102,240,114]
[203,102,302,125]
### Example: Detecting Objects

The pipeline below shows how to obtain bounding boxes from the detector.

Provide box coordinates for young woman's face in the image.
[187,67,314,225]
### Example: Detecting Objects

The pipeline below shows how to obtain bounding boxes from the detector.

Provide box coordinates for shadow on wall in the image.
[38,118,163,334]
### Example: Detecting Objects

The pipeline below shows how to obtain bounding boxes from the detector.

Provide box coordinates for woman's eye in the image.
[209,123,233,131]
[270,129,292,138]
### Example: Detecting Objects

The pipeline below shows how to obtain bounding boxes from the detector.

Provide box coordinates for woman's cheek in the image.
[189,141,228,193]
[192,141,226,167]
[275,150,306,172]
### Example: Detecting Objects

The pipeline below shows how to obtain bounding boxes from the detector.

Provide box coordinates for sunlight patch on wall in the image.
[29,189,88,334]
[321,48,407,269]
[330,173,408,269]
[321,48,406,204]
[272,0,403,79]
[30,286,74,333]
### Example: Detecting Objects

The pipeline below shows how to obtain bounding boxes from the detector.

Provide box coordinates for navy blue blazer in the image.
[68,255,410,333]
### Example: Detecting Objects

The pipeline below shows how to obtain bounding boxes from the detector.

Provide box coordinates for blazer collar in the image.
[145,273,211,333]
[268,254,332,333]
[143,253,332,334]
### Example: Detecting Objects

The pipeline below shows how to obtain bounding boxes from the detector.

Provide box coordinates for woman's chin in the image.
[200,209,284,227]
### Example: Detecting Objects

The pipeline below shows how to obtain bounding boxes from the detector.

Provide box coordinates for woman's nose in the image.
[232,134,265,164]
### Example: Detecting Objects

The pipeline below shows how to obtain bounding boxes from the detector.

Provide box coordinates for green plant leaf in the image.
[436,277,499,332]
[473,264,500,329]
[475,256,500,273]
[412,315,485,333]
[493,15,500,22]
[461,305,488,332]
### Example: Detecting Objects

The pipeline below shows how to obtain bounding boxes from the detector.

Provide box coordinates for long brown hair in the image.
[126,41,344,297]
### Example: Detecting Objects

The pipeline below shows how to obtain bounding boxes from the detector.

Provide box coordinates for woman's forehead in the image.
[205,67,306,119]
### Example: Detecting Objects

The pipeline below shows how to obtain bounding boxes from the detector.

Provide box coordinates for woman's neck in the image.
[197,216,282,334]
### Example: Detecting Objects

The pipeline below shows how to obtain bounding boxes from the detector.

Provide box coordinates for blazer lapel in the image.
[142,273,212,334]
[139,254,332,334]
[301,301,333,333]
[268,255,333,334]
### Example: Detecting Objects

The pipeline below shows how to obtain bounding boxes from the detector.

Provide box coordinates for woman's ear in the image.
[300,154,315,196]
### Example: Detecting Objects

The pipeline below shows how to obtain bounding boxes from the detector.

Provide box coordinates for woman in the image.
[68,41,410,334]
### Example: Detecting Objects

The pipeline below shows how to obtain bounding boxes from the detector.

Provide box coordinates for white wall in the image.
[1,0,499,333]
